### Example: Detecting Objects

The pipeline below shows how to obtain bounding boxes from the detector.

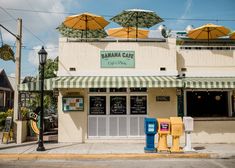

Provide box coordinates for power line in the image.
[0,6,45,45]
[0,19,15,23]
[5,7,75,15]
[4,7,235,22]
[163,18,235,22]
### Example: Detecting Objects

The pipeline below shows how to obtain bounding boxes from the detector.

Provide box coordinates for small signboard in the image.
[2,117,12,144]
[4,117,12,133]
[160,122,169,131]
[100,51,135,68]
[62,97,84,112]
[156,96,170,101]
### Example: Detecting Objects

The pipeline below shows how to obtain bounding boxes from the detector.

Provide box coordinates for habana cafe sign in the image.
[100,51,135,68]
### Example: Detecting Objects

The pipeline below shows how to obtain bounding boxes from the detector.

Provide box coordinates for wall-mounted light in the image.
[176,88,183,96]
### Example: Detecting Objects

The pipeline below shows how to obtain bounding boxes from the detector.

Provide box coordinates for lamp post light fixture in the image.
[36,46,47,151]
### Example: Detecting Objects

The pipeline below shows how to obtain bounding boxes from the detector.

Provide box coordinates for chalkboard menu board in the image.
[4,117,12,132]
[89,96,106,115]
[110,96,126,115]
[130,96,147,115]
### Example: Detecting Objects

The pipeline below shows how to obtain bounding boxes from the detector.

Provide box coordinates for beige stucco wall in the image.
[57,87,235,143]
[58,88,178,142]
[58,88,88,143]
[16,120,27,144]
[148,88,177,118]
[58,38,177,76]
[177,48,235,76]
[190,120,235,143]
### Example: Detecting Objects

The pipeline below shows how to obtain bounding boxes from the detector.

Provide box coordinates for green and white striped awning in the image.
[54,76,183,88]
[18,76,235,91]
[19,78,54,92]
[184,77,235,89]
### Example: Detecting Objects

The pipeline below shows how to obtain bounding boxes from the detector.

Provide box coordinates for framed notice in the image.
[110,96,126,115]
[89,96,106,115]
[62,96,84,112]
[156,96,170,101]
[130,96,147,115]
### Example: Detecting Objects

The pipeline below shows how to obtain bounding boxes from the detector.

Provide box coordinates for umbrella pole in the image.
[85,15,88,41]
[207,27,209,46]
[136,12,138,41]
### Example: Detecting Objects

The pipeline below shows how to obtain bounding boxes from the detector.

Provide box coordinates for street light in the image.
[37,46,47,151]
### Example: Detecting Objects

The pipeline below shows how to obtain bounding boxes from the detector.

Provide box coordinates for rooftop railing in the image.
[64,37,167,43]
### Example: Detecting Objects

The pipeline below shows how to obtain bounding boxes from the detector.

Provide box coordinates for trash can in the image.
[157,118,170,152]
[144,118,157,152]
[170,117,183,152]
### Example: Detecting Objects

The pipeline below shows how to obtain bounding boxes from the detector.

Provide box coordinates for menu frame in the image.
[62,96,84,112]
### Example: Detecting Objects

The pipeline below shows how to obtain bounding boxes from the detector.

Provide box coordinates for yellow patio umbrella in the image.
[63,12,109,39]
[107,27,149,39]
[229,32,235,39]
[187,24,230,44]
[63,12,109,30]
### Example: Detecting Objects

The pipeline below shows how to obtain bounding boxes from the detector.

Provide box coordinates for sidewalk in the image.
[0,141,235,160]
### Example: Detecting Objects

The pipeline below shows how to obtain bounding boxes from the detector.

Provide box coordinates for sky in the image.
[0,0,235,77]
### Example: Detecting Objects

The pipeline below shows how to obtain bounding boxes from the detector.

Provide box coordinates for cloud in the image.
[28,43,58,66]
[0,0,73,45]
[0,0,79,75]
[9,73,15,77]
[174,0,193,29]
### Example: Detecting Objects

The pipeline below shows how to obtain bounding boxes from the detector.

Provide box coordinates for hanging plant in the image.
[0,44,15,62]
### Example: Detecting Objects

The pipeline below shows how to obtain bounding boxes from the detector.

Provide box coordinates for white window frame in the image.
[88,88,148,138]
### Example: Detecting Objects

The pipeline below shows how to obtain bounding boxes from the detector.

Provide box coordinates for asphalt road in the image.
[0,159,235,168]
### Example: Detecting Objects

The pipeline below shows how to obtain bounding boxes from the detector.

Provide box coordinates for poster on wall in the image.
[89,96,106,115]
[130,96,147,115]
[62,97,84,112]
[110,96,126,115]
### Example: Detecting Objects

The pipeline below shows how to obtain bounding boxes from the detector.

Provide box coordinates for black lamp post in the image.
[37,46,47,151]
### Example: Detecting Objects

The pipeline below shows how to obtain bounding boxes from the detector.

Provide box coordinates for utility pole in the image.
[0,18,22,143]
[13,18,22,121]
[13,18,22,144]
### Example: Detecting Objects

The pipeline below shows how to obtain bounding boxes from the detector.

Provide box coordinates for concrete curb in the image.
[0,153,214,160]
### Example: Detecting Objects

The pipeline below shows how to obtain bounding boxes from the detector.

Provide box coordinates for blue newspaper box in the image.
[144,118,157,152]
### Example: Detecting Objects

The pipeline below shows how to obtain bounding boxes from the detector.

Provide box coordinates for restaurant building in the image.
[20,36,235,143]
[52,36,235,143]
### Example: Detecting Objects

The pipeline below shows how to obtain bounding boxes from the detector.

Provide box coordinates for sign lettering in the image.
[100,51,135,68]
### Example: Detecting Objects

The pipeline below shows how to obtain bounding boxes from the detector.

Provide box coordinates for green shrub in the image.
[0,109,13,129]
[20,107,30,120]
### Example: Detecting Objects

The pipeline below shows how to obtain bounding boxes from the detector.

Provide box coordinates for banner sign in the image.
[100,51,135,68]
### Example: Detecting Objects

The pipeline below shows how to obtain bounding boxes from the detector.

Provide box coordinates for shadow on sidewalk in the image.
[193,146,206,151]
[45,143,81,151]
[0,141,37,150]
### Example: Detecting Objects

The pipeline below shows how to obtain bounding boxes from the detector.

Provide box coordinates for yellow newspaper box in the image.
[170,117,183,152]
[170,117,183,136]
[157,118,170,152]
